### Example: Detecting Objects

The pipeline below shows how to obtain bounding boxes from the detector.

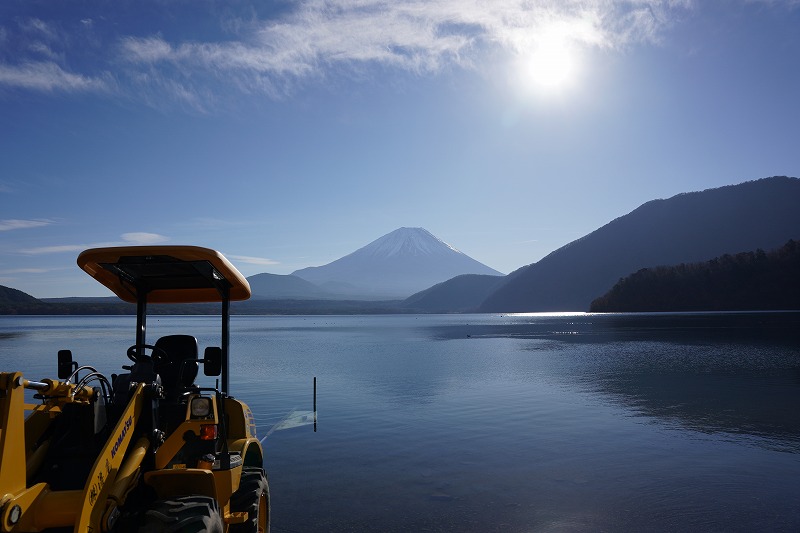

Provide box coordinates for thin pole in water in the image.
[313,376,317,432]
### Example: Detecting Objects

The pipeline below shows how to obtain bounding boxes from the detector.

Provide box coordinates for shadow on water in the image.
[427,312,800,450]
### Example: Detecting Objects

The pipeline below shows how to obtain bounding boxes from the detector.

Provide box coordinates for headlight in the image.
[191,397,212,418]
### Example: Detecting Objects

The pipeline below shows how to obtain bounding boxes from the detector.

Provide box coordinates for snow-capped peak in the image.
[358,227,461,258]
[290,227,502,298]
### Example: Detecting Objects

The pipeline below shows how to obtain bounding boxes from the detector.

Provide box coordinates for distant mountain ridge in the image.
[288,227,502,298]
[403,274,505,313]
[0,285,39,304]
[479,176,800,312]
[5,177,799,314]
[246,273,335,300]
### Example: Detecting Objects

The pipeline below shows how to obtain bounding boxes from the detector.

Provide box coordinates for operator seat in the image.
[154,334,199,399]
[111,356,158,416]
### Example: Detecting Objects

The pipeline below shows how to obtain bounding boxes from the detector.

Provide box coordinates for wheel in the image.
[126,343,167,364]
[230,467,270,533]
[138,495,224,533]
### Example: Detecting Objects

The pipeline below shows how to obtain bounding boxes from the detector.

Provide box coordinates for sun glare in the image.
[514,26,583,97]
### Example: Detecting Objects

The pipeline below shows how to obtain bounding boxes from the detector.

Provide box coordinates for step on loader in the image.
[0,246,268,532]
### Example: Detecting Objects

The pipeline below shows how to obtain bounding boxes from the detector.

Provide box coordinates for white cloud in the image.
[18,233,169,255]
[121,36,175,63]
[19,244,87,255]
[228,255,281,266]
[745,0,800,6]
[19,18,58,41]
[0,219,53,231]
[116,0,691,99]
[0,268,49,274]
[0,61,109,92]
[5,1,695,103]
[121,232,169,245]
[1,16,111,94]
[27,40,63,61]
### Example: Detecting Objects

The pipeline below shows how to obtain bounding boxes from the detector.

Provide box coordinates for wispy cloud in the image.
[0,17,110,93]
[121,232,169,245]
[0,268,50,274]
[18,17,58,40]
[0,61,109,93]
[5,1,694,102]
[0,219,53,231]
[18,244,87,255]
[125,1,683,70]
[18,232,170,254]
[228,255,281,267]
[115,0,692,102]
[745,0,800,6]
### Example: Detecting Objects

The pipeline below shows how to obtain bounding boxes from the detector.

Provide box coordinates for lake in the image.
[2,312,799,532]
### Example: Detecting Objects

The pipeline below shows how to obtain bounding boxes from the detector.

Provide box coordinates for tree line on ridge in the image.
[590,239,800,312]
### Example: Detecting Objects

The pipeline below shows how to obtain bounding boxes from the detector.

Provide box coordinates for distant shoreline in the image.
[0,299,418,316]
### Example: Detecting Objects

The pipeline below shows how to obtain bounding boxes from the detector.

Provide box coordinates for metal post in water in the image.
[313,376,317,432]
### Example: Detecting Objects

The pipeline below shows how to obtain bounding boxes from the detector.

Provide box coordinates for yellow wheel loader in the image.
[0,246,268,532]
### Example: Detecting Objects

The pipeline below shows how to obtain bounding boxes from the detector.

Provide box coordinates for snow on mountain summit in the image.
[360,227,460,258]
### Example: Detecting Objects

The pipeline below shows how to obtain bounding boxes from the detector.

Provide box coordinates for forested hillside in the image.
[402,274,505,312]
[590,240,800,312]
[0,285,39,304]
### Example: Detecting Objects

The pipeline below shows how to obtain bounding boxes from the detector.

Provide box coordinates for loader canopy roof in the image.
[77,246,251,304]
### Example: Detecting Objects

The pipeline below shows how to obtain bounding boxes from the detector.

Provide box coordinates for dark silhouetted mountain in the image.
[247,273,334,300]
[590,239,800,312]
[234,298,406,314]
[0,285,38,304]
[403,274,505,312]
[1,287,137,314]
[42,296,120,304]
[480,176,800,312]
[291,227,503,298]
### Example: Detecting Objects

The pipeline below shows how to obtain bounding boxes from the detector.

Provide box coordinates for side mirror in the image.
[203,347,222,377]
[58,349,77,379]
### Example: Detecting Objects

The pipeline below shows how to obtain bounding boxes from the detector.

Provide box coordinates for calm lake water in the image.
[2,312,799,532]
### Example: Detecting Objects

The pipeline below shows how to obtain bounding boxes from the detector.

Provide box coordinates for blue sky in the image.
[2,0,799,298]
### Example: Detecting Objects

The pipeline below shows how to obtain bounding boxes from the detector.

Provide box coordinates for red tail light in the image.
[200,424,218,441]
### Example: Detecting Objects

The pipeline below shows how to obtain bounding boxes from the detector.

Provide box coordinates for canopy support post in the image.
[136,289,147,354]
[221,286,230,395]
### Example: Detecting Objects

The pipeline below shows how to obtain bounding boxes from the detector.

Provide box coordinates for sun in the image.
[515,27,582,96]
[528,36,577,90]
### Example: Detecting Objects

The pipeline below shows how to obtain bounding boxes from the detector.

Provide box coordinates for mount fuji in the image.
[290,227,503,299]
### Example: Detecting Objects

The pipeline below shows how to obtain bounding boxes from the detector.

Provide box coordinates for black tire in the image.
[139,495,224,533]
[230,467,270,533]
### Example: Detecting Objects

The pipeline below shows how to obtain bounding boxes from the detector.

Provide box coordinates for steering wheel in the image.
[126,343,168,364]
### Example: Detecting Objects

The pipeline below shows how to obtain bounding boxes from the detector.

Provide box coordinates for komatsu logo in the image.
[111,415,133,459]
